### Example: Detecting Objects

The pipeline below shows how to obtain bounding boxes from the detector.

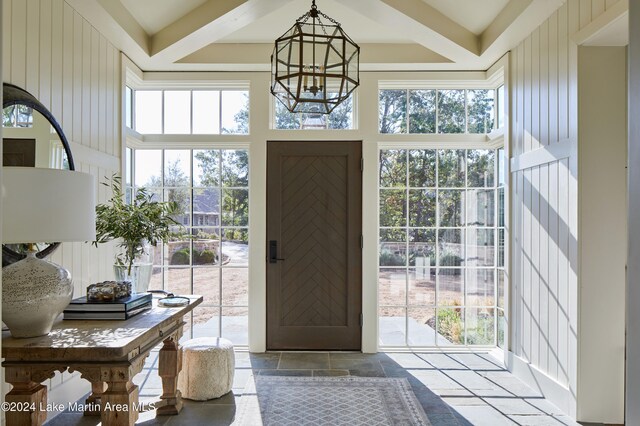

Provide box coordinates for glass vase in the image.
[114,241,153,294]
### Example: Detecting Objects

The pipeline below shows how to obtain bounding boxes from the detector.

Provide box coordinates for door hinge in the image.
[360,157,364,172]
[359,313,363,327]
[360,234,363,249]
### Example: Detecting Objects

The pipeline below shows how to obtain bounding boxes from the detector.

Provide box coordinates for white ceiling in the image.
[218,0,413,43]
[76,0,573,71]
[422,0,510,35]
[120,0,208,35]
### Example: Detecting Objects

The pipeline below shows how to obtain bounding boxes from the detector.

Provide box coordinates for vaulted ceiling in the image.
[68,0,566,72]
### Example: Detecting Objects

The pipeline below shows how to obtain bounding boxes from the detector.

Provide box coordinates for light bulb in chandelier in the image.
[303,65,325,95]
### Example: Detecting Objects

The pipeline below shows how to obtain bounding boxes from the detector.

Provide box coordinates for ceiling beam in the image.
[572,0,628,46]
[96,0,150,52]
[480,0,533,54]
[340,0,480,63]
[65,0,151,59]
[480,0,565,59]
[150,0,247,56]
[149,0,297,64]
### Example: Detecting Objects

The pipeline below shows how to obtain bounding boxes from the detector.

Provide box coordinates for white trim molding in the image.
[510,138,574,172]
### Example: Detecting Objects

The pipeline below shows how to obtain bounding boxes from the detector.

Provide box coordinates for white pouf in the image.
[177,337,235,400]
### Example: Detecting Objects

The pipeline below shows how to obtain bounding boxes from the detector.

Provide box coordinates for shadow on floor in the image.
[45,351,581,426]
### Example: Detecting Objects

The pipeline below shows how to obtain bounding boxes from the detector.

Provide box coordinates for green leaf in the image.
[94,174,184,273]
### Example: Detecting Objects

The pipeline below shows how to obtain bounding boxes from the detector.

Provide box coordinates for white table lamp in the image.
[2,167,95,337]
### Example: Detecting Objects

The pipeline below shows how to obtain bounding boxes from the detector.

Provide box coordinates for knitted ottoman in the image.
[177,337,235,400]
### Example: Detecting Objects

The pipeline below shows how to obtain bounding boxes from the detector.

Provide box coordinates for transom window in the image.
[379,89,496,134]
[273,94,354,130]
[379,148,502,347]
[131,89,249,135]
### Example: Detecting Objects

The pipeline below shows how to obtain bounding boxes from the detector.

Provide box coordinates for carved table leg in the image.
[101,366,139,426]
[83,381,107,416]
[4,365,63,426]
[156,336,183,415]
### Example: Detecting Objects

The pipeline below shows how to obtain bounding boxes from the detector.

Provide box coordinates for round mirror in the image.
[2,83,75,266]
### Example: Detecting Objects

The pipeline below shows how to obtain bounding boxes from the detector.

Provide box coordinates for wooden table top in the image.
[2,295,203,362]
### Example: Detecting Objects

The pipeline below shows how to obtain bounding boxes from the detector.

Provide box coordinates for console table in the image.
[1,295,203,426]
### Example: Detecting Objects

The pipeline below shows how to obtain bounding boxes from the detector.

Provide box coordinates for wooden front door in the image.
[266,141,362,350]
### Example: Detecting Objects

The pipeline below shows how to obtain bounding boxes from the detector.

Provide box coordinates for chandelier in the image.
[270,0,360,114]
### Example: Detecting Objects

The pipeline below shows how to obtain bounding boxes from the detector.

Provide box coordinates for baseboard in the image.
[506,351,576,418]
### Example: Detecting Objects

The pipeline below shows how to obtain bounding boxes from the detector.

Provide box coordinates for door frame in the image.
[265,140,363,350]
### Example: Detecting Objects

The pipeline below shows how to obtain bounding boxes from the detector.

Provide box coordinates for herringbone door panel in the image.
[280,156,348,326]
[267,141,362,350]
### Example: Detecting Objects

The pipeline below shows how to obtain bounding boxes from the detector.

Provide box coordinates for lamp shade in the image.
[2,167,96,243]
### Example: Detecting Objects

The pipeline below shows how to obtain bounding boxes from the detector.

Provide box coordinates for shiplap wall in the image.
[2,0,121,416]
[2,0,120,294]
[509,0,623,419]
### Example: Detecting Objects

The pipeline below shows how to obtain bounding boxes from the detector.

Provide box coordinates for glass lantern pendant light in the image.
[270,0,360,114]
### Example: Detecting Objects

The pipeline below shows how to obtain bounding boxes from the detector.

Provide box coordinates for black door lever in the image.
[269,240,285,263]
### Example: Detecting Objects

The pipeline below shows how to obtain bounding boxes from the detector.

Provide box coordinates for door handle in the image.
[269,240,285,263]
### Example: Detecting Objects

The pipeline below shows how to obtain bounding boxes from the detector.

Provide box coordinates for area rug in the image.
[235,376,431,425]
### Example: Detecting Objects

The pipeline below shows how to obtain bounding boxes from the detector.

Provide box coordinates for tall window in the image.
[496,148,506,348]
[379,148,500,347]
[133,149,249,344]
[133,89,249,135]
[379,89,495,134]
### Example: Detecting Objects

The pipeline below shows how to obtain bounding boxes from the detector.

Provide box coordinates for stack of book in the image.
[63,293,153,320]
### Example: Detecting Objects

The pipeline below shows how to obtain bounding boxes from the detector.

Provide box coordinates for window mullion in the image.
[219,91,223,135]
[434,149,440,346]
[161,91,165,134]
[435,90,439,134]
[406,90,410,134]
[218,150,224,338]
[463,149,468,345]
[131,88,136,131]
[405,149,410,346]
[465,89,469,134]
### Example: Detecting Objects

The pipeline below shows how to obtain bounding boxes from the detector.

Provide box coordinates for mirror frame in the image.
[2,82,75,266]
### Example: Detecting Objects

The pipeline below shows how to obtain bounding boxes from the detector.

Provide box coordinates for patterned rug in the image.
[236,376,431,425]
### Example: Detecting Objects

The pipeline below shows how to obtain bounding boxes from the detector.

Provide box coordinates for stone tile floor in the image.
[47,351,588,426]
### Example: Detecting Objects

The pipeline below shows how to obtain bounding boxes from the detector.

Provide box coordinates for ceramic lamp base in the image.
[2,252,73,338]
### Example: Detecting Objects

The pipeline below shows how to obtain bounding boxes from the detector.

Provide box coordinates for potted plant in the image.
[94,175,180,293]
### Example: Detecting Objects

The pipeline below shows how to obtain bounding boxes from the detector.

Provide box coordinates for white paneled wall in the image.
[577,46,626,422]
[508,0,623,420]
[2,0,120,293]
[2,0,121,417]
